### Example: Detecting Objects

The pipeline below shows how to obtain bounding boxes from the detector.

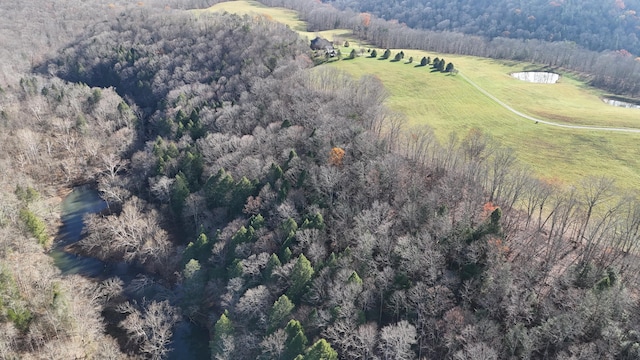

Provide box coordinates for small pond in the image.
[511,71,560,84]
[603,98,640,109]
[52,185,210,359]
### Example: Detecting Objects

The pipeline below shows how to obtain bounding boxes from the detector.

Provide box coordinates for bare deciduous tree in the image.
[260,329,287,359]
[118,300,180,360]
[81,197,173,273]
[378,320,417,360]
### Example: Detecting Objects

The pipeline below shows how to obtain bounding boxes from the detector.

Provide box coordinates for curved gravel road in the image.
[459,72,640,134]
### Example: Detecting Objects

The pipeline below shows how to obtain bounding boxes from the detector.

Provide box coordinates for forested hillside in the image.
[52,5,640,360]
[0,0,210,358]
[0,75,139,358]
[3,0,640,359]
[322,0,640,56]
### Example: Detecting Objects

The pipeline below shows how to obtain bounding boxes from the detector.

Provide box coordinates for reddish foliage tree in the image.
[360,12,371,27]
[329,147,345,166]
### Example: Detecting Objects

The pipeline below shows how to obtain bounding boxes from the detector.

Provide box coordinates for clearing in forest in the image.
[204,0,640,190]
[329,49,640,189]
[201,0,355,43]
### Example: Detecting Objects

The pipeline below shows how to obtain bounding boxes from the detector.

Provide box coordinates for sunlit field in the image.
[205,0,640,190]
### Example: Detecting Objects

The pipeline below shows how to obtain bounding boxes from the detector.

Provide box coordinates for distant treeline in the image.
[261,0,640,97]
[322,0,640,56]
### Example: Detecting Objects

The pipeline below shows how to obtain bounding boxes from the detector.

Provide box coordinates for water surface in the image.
[603,98,640,109]
[511,71,560,83]
[53,186,211,359]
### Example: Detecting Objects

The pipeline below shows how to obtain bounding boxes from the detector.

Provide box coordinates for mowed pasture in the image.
[330,51,640,189]
[201,0,355,44]
[204,1,640,190]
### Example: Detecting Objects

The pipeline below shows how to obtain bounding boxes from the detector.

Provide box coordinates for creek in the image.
[51,185,210,359]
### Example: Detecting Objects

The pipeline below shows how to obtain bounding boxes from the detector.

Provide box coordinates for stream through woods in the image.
[50,185,210,359]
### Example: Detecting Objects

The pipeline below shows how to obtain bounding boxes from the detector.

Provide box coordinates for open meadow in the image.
[330,52,640,189]
[205,0,640,190]
[201,0,355,43]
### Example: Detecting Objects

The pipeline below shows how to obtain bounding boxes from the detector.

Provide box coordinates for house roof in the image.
[310,37,333,51]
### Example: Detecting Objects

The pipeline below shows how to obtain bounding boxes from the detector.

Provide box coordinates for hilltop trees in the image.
[428,58,456,72]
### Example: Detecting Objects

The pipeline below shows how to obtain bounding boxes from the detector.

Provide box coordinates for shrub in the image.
[19,208,48,246]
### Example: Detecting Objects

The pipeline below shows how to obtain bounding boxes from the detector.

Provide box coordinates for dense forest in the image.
[3,0,640,359]
[322,0,640,56]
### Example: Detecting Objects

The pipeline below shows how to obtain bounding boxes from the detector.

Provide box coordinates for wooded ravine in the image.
[2,0,640,359]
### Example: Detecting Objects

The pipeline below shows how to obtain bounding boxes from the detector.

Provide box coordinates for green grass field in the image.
[204,1,640,190]
[201,0,355,44]
[329,49,640,189]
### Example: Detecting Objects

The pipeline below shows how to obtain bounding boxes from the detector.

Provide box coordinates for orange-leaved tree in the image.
[360,12,371,27]
[482,201,499,219]
[329,147,345,166]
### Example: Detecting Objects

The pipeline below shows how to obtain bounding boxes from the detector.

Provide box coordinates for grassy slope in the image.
[331,52,640,189]
[204,1,640,190]
[201,0,353,42]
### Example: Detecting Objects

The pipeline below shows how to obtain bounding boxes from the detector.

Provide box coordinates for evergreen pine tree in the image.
[287,255,314,301]
[211,311,234,357]
[265,253,282,280]
[171,172,190,217]
[445,62,455,72]
[305,339,338,360]
[269,295,295,331]
[284,320,308,360]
